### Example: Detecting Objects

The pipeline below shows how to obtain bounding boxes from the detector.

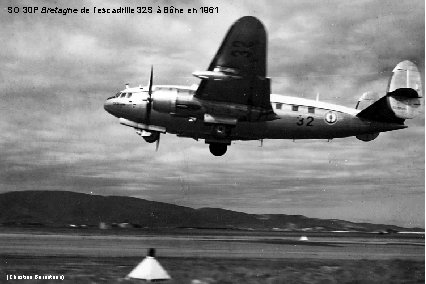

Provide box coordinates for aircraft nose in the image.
[104,98,113,114]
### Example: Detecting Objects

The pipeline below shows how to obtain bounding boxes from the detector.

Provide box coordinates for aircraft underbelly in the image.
[116,105,404,142]
[238,113,365,139]
[149,110,378,140]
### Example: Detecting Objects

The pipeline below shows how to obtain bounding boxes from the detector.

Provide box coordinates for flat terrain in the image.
[0,228,424,283]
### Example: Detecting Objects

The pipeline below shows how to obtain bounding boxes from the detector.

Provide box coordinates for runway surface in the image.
[0,229,424,283]
[0,230,423,260]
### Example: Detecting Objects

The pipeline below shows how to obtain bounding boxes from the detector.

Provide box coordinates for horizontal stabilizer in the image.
[388,87,421,98]
[357,88,422,123]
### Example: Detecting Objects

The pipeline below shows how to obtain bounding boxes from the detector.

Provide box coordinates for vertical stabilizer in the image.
[356,91,380,110]
[387,60,423,98]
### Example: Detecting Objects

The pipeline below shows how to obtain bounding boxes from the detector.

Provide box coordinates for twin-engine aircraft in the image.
[104,16,422,156]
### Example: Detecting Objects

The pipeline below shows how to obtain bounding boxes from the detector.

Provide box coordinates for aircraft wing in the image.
[194,16,275,121]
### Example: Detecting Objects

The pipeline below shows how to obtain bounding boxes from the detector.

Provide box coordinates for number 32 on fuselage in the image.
[104,16,423,156]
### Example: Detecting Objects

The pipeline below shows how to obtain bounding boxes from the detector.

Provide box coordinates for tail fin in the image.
[387,60,423,96]
[357,60,423,123]
[356,92,381,141]
[356,91,380,110]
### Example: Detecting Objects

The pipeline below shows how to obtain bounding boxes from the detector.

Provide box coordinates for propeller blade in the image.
[148,65,153,98]
[155,134,160,151]
[145,66,154,125]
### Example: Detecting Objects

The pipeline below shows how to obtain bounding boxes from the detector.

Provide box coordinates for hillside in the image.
[0,190,422,232]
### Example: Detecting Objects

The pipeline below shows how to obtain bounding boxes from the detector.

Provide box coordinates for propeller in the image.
[145,65,154,125]
[145,66,161,151]
[155,134,160,151]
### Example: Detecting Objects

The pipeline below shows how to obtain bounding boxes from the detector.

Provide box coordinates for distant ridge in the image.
[0,190,422,232]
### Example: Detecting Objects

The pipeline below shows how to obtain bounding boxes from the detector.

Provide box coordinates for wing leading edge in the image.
[195,16,275,121]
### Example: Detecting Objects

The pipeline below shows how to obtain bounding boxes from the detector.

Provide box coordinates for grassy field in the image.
[1,255,424,283]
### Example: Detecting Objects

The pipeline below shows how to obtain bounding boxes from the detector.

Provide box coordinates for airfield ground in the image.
[0,228,424,283]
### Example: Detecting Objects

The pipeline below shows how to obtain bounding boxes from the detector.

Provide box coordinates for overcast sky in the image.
[0,0,424,227]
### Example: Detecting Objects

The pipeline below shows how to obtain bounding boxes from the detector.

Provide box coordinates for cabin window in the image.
[126,93,132,98]
[120,93,126,98]
[177,89,190,95]
[308,107,315,113]
[115,92,121,98]
[292,105,299,111]
[276,103,282,110]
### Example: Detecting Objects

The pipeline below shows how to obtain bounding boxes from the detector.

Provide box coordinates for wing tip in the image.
[234,16,264,29]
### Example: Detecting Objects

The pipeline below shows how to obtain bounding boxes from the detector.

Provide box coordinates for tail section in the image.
[355,60,422,142]
[356,91,380,111]
[355,92,381,141]
[387,60,423,96]
[357,60,423,123]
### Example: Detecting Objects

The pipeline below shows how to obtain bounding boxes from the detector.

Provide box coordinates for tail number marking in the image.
[297,116,314,126]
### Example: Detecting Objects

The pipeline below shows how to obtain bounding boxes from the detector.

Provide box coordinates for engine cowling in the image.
[152,89,176,114]
[153,89,202,117]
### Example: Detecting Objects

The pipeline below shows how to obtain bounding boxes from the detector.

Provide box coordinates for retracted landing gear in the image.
[209,143,228,156]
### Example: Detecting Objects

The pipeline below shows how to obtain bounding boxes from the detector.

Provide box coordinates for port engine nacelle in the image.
[153,91,203,117]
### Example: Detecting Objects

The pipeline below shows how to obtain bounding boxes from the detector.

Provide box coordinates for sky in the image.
[0,0,424,228]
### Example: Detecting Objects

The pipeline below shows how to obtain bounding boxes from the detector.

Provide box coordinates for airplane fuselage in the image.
[104,85,406,144]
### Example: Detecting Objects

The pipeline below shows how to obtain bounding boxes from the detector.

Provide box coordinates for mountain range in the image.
[0,190,422,232]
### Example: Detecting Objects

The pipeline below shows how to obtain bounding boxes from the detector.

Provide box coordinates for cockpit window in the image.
[120,93,126,98]
[126,93,132,98]
[107,92,121,100]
